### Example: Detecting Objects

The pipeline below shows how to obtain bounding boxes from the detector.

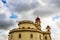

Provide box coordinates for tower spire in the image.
[35,17,41,30]
[35,17,41,23]
[46,25,51,32]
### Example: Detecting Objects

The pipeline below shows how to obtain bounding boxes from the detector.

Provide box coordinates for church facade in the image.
[8,17,51,40]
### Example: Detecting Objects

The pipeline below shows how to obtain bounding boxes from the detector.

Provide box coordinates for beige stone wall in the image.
[19,23,37,29]
[9,32,44,40]
[43,34,51,40]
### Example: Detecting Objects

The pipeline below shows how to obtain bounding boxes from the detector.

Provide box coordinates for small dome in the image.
[46,25,51,29]
[36,17,40,20]
[35,17,41,23]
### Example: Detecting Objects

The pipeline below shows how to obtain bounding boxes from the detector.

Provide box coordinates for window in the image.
[39,35,41,40]
[31,34,33,39]
[19,34,21,38]
[22,27,25,29]
[11,35,12,39]
[28,27,30,29]
[32,28,33,29]
[45,36,47,40]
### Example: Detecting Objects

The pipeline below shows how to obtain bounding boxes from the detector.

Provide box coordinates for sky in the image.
[0,0,60,40]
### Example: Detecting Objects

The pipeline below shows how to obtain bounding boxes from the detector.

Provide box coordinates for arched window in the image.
[28,27,30,29]
[22,27,25,29]
[31,34,33,39]
[31,28,33,29]
[19,34,21,38]
[45,36,47,40]
[39,35,41,40]
[11,34,12,39]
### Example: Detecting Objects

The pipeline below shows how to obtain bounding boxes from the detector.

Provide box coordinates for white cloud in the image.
[0,0,18,30]
[37,0,47,6]
[7,0,40,13]
[0,30,8,40]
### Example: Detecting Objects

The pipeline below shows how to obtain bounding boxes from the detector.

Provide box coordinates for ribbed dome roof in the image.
[18,20,34,25]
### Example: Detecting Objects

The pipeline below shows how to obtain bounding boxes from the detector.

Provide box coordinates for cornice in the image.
[9,29,50,34]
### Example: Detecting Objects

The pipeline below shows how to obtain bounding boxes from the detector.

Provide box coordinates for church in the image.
[8,17,51,40]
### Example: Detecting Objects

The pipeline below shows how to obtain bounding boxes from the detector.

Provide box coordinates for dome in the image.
[18,20,36,29]
[18,20,35,25]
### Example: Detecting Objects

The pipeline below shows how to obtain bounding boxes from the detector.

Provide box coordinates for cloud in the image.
[0,31,8,40]
[55,19,60,27]
[0,14,16,30]
[31,0,60,17]
[52,15,60,21]
[0,1,17,30]
[7,0,40,13]
[7,0,60,17]
[32,6,60,17]
[42,0,60,7]
[32,0,60,17]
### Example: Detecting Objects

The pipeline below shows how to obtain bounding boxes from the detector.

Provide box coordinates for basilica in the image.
[8,17,51,40]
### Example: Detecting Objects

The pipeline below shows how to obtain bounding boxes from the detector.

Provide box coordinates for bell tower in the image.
[46,25,51,32]
[35,17,41,30]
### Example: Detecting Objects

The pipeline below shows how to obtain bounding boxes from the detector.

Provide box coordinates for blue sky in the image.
[1,0,7,4]
[10,13,17,19]
[0,0,60,40]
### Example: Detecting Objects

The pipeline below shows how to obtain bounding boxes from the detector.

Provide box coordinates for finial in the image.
[36,17,40,20]
[46,25,51,29]
[35,17,41,23]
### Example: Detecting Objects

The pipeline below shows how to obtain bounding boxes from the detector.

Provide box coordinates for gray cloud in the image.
[1,0,60,30]
[33,10,53,17]
[0,20,15,30]
[7,0,60,17]
[32,6,60,17]
[42,0,60,7]
[0,14,15,30]
[49,0,60,6]
[0,31,8,40]
[7,0,40,13]
[55,20,60,27]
